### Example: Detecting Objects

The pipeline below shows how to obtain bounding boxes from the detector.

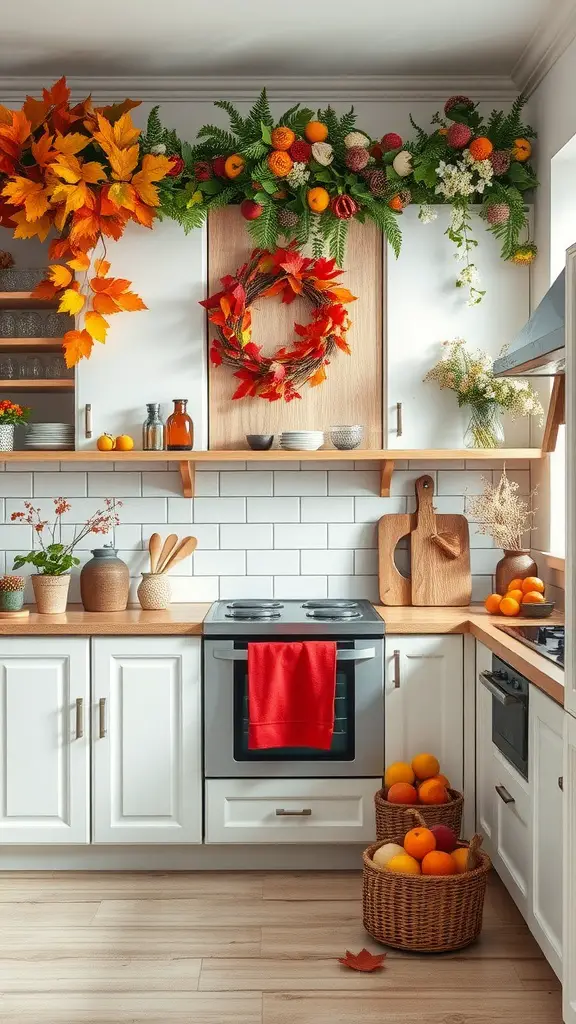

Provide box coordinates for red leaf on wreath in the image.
[309,256,340,281]
[232,376,258,400]
[338,949,387,972]
[210,345,223,366]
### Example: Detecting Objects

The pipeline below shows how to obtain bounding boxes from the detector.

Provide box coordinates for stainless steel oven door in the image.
[203,638,384,778]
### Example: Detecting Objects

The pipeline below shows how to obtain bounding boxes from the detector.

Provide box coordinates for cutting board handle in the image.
[414,474,436,529]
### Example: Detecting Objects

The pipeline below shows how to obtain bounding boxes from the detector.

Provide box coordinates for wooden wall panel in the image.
[207,208,383,449]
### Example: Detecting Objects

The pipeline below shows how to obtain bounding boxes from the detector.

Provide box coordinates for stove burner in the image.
[226,601,283,609]
[306,609,362,620]
[225,609,281,620]
[302,600,358,609]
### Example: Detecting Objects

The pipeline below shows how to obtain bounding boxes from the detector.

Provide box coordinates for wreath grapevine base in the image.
[201,245,356,401]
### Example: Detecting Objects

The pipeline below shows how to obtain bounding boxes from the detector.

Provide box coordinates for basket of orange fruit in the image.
[363,812,491,952]
[484,576,554,618]
[375,753,463,841]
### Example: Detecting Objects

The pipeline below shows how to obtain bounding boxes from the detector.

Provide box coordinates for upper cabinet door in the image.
[92,636,202,844]
[386,207,530,449]
[75,221,207,449]
[0,638,90,844]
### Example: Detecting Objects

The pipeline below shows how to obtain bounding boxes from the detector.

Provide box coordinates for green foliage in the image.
[317,105,357,159]
[362,198,402,257]
[245,198,279,250]
[248,88,274,132]
[281,105,315,135]
[143,106,163,148]
[214,99,248,138]
[293,204,311,247]
[13,545,79,577]
[196,125,239,153]
[486,95,535,149]
[141,108,182,156]
[483,184,527,260]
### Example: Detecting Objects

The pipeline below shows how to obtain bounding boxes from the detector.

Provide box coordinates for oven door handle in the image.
[212,647,376,662]
[479,670,520,705]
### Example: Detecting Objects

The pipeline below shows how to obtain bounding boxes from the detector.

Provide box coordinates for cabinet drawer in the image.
[205,778,379,844]
[492,748,531,912]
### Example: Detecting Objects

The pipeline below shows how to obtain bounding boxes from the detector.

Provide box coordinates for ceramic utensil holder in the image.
[137,573,171,610]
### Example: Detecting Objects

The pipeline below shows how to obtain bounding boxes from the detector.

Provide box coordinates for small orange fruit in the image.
[507,578,524,592]
[224,154,246,179]
[421,850,457,876]
[305,120,329,143]
[270,126,296,151]
[403,826,436,861]
[307,186,330,212]
[484,593,503,614]
[388,195,404,211]
[521,576,545,594]
[499,596,521,617]
[418,779,449,805]
[468,136,493,161]
[115,434,134,451]
[411,753,440,781]
[506,589,524,605]
[512,137,532,162]
[428,773,451,790]
[384,761,415,789]
[97,433,115,451]
[386,782,418,805]
[451,847,471,874]
[522,591,546,604]
[385,853,421,875]
[267,150,293,177]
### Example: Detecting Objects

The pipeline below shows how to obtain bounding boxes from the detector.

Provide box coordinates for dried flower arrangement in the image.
[466,471,536,550]
[11,497,122,575]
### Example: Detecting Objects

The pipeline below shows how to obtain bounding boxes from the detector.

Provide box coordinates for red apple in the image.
[240,199,263,220]
[429,824,458,853]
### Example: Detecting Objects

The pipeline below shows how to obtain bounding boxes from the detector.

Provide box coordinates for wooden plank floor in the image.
[0,870,561,1023]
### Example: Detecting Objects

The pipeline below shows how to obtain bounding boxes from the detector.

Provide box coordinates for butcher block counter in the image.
[0,604,211,636]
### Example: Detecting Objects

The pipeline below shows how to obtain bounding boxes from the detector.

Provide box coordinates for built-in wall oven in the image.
[479,654,529,779]
[203,599,385,779]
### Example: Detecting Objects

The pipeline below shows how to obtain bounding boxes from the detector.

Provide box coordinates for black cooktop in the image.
[496,624,565,667]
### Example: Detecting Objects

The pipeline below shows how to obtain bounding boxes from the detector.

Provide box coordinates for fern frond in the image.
[484,184,528,259]
[240,139,268,160]
[214,99,247,139]
[206,186,242,211]
[293,204,311,247]
[196,125,238,152]
[363,199,403,257]
[409,114,428,148]
[248,88,274,132]
[329,219,349,265]
[143,106,163,148]
[245,199,279,250]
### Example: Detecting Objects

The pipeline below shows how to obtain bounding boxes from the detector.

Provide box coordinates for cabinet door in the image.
[75,221,207,448]
[492,748,531,918]
[385,636,464,791]
[564,713,576,1024]
[530,686,565,977]
[386,207,530,449]
[92,637,201,843]
[0,638,89,844]
[475,642,497,853]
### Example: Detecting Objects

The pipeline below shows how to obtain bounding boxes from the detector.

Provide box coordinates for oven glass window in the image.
[233,641,356,761]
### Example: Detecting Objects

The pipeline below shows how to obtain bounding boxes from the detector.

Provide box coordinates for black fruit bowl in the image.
[520,602,555,618]
[246,434,274,451]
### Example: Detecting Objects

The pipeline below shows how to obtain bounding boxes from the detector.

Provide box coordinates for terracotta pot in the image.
[137,573,171,610]
[495,549,538,595]
[32,574,70,614]
[80,547,129,612]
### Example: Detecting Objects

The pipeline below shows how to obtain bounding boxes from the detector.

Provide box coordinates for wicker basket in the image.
[375,787,463,841]
[363,833,491,952]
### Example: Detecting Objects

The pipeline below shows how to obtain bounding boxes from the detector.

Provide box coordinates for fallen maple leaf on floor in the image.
[338,949,387,972]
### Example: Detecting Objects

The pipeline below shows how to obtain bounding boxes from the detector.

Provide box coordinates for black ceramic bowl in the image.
[246,434,274,451]
[520,601,555,618]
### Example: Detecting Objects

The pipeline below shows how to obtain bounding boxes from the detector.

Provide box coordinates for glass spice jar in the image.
[142,403,165,451]
[166,399,193,451]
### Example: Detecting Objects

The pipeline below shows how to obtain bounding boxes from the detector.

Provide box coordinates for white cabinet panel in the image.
[564,714,576,1024]
[476,642,497,849]
[386,207,530,449]
[385,635,464,792]
[0,638,89,844]
[492,749,531,918]
[206,778,378,844]
[92,637,201,844]
[76,220,207,448]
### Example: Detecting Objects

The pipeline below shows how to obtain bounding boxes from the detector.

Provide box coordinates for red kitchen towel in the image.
[247,641,337,750]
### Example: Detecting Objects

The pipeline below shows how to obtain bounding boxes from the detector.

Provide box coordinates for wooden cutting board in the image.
[410,475,471,607]
[378,511,414,605]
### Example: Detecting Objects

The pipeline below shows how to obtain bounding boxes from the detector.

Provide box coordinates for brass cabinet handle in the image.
[558,776,564,791]
[396,402,403,438]
[75,698,84,739]
[98,697,107,739]
[275,808,312,817]
[393,649,401,688]
[495,784,515,805]
[85,404,93,439]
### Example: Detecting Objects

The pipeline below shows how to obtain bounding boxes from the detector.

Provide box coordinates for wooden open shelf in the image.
[0,448,544,496]
[0,338,65,351]
[0,292,56,309]
[0,379,73,393]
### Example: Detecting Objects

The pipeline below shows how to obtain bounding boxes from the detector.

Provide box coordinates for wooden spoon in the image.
[156,534,179,574]
[161,536,197,574]
[148,533,162,573]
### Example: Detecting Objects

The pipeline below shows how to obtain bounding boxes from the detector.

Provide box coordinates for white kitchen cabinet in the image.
[0,638,89,844]
[92,637,202,843]
[385,635,464,792]
[530,685,565,978]
[564,713,576,1024]
[491,746,532,919]
[475,641,497,850]
[75,221,207,448]
[386,207,530,448]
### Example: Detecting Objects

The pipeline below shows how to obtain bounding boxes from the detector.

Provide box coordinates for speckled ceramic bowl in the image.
[330,424,364,449]
[520,602,555,618]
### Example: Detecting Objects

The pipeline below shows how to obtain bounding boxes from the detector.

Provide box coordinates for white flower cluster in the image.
[456,263,480,287]
[286,162,310,188]
[418,204,438,224]
[435,151,494,199]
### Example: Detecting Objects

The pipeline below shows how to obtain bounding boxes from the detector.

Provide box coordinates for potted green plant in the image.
[0,400,30,451]
[11,498,122,614]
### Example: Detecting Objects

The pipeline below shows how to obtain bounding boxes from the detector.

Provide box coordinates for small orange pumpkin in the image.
[307,186,330,212]
[270,126,296,151]
[388,195,404,212]
[267,150,293,178]
[512,137,532,162]
[468,136,493,161]
[224,154,246,179]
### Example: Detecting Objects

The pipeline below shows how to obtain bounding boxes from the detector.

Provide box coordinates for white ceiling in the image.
[0,0,558,80]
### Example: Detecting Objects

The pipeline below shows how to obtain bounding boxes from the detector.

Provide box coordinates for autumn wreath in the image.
[201,245,356,401]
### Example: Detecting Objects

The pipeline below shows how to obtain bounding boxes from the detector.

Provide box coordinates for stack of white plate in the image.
[25,423,74,450]
[279,430,324,451]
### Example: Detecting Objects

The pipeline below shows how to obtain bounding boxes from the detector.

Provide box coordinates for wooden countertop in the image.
[377,605,565,706]
[0,605,211,636]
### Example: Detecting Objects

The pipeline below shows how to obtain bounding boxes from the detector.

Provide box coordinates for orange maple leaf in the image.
[62,328,93,367]
[48,264,73,290]
[42,76,71,108]
[89,273,147,314]
[23,95,50,132]
[0,110,32,174]
[84,311,109,344]
[66,252,91,273]
[50,154,107,215]
[31,131,55,167]
[131,153,172,206]
[93,112,140,154]
[1,176,51,222]
[10,209,51,242]
[31,279,58,301]
[58,287,85,316]
[52,131,91,157]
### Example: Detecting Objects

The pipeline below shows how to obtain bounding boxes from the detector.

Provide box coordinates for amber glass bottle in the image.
[166,399,193,450]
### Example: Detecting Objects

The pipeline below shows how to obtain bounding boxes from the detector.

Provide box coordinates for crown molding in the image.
[512,0,576,95]
[0,74,518,105]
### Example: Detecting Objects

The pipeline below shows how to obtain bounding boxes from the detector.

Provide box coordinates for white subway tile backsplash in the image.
[437,471,486,495]
[221,471,272,496]
[166,575,219,602]
[301,496,353,522]
[6,461,55,472]
[143,522,218,551]
[34,472,86,497]
[274,576,327,599]
[274,524,327,549]
[471,576,493,602]
[0,525,33,549]
[301,549,354,575]
[114,461,167,472]
[221,524,273,549]
[167,497,194,522]
[504,469,530,494]
[207,460,246,472]
[301,460,353,471]
[354,497,406,522]
[328,575,379,601]
[354,549,378,575]
[470,548,502,575]
[111,497,167,524]
[193,472,219,497]
[219,576,274,599]
[60,461,109,472]
[88,473,141,497]
[328,523,378,549]
[391,470,437,496]
[0,473,32,497]
[275,471,327,496]
[409,460,465,470]
[250,460,299,471]
[247,497,299,522]
[194,550,245,576]
[406,494,466,515]
[247,550,299,575]
[328,470,379,496]
[194,497,246,523]
[469,525,496,548]
[142,471,182,496]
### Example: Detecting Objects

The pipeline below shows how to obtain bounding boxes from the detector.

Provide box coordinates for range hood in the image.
[493,269,565,377]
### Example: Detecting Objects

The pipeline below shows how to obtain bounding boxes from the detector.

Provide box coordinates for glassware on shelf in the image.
[0,267,45,292]
[0,356,15,379]
[0,312,17,338]
[43,312,72,337]
[24,355,43,379]
[166,399,193,451]
[17,311,41,338]
[142,403,166,451]
[45,354,68,379]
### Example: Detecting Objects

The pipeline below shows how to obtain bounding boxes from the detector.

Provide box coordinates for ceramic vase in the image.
[32,574,70,614]
[80,547,130,612]
[495,550,538,595]
[137,573,171,610]
[0,424,15,451]
[0,576,25,612]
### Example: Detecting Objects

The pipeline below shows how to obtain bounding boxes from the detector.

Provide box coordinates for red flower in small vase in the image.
[166,155,185,177]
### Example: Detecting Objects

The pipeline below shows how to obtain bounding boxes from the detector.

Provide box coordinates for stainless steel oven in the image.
[479,654,529,779]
